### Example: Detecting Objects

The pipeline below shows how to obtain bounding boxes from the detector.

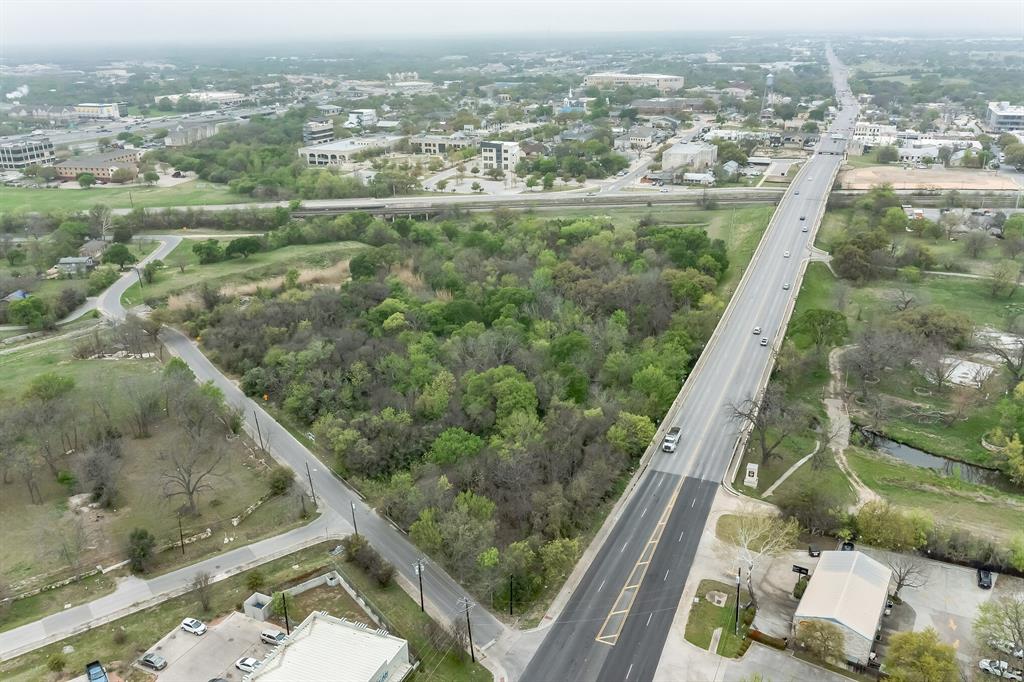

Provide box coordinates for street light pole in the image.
[734,568,742,635]
[350,501,359,537]
[413,559,425,612]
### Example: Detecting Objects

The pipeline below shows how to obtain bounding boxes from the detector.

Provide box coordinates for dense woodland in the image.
[184,211,729,604]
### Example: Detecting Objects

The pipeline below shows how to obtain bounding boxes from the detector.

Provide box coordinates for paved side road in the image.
[0,514,338,661]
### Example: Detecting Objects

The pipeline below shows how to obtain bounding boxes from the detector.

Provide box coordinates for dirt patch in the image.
[220,259,352,297]
[840,166,1020,191]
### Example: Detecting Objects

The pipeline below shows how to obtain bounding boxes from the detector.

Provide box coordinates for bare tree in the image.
[730,385,812,465]
[76,439,123,508]
[888,555,928,598]
[962,231,990,259]
[122,377,162,439]
[1003,237,1024,260]
[983,333,1024,382]
[47,517,88,570]
[795,620,846,663]
[974,593,1024,659]
[160,440,225,515]
[191,571,214,611]
[715,509,800,607]
[12,447,43,504]
[893,288,916,313]
[917,342,958,393]
[990,260,1021,299]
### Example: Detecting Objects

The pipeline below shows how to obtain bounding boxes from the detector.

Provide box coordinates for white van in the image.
[261,629,286,645]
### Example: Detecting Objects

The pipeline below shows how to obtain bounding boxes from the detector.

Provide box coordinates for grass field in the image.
[122,240,366,306]
[683,579,751,658]
[0,180,253,213]
[847,448,1024,541]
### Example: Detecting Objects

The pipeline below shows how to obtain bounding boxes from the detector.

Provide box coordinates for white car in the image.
[753,327,762,335]
[784,251,790,258]
[783,283,790,290]
[802,226,808,232]
[236,657,261,674]
[980,660,1023,680]
[180,618,207,636]
[659,188,670,193]
[991,640,1024,660]
[760,338,769,347]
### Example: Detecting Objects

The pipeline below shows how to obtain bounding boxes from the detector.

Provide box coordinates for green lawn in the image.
[0,572,116,634]
[683,579,751,658]
[847,448,1024,541]
[0,180,253,213]
[842,152,884,169]
[122,240,366,306]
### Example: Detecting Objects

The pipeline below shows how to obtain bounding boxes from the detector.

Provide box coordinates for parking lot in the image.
[141,612,274,681]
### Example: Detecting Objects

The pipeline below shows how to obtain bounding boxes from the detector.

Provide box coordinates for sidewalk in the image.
[0,513,344,662]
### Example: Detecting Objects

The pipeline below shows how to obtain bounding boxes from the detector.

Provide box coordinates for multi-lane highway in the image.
[521,47,859,682]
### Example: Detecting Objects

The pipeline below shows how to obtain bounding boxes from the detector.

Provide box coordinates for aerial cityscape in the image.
[1,2,1024,681]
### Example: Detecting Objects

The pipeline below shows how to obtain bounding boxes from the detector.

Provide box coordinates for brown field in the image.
[840,166,1020,191]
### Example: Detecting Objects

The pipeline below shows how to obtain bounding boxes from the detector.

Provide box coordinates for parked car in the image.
[235,657,261,674]
[841,541,855,551]
[139,653,167,671]
[991,640,1024,660]
[86,661,108,682]
[979,659,1023,680]
[808,545,821,557]
[978,569,994,589]
[261,629,287,645]
[181,617,207,635]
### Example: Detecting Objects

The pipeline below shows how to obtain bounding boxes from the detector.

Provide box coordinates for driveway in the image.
[145,612,270,681]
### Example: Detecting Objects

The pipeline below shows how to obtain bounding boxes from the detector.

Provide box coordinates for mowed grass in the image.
[683,579,750,658]
[0,180,254,213]
[122,240,366,306]
[847,448,1024,541]
[0,572,116,634]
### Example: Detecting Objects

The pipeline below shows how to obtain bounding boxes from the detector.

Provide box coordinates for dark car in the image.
[978,568,993,589]
[139,653,167,671]
[808,545,821,557]
[840,541,855,551]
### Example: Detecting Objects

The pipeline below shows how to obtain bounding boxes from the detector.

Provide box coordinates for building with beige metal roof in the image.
[247,611,413,682]
[792,551,892,666]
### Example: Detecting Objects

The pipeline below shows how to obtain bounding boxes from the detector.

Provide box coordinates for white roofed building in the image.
[248,612,413,682]
[792,551,892,667]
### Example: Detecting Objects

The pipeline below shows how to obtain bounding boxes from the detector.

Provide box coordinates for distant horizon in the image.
[3,0,1022,51]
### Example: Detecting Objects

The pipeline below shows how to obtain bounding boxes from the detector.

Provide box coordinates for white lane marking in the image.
[626,664,634,679]
[621,542,628,553]
[663,570,670,581]
[646,613,653,627]
[691,498,696,508]
[640,507,648,518]
[678,531,684,542]
[598,579,606,592]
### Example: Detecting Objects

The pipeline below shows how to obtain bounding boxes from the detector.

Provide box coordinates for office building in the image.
[317,104,342,116]
[583,73,684,93]
[662,142,717,171]
[409,134,476,155]
[249,612,413,682]
[155,91,249,107]
[344,109,378,128]
[74,102,128,119]
[302,119,335,145]
[480,140,521,171]
[54,149,141,180]
[793,551,891,667]
[987,102,1024,133]
[298,135,403,166]
[0,137,56,169]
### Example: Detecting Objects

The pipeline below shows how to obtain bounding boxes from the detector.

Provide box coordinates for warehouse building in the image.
[662,141,717,171]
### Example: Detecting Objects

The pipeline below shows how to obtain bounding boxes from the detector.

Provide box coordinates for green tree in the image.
[854,501,931,551]
[974,593,1024,662]
[1004,143,1024,168]
[876,146,898,164]
[142,170,159,185]
[427,428,485,465]
[410,507,444,554]
[792,308,848,351]
[103,242,136,269]
[880,206,909,233]
[795,620,845,663]
[192,239,224,264]
[127,528,156,573]
[539,537,580,585]
[7,296,49,329]
[471,181,483,193]
[885,628,958,682]
[77,172,96,188]
[225,236,263,259]
[25,372,75,402]
[606,412,657,457]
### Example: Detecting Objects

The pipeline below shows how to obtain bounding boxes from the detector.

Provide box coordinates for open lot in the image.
[144,611,271,682]
[0,180,251,213]
[840,166,1020,191]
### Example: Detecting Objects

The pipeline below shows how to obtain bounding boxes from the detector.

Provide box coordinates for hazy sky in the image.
[3,0,1023,48]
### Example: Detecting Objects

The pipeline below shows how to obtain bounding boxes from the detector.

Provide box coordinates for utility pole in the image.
[305,461,316,505]
[282,592,291,635]
[135,266,144,288]
[734,568,741,635]
[509,574,514,617]
[413,559,425,612]
[458,597,476,663]
[350,501,359,537]
[252,410,265,453]
[178,514,185,555]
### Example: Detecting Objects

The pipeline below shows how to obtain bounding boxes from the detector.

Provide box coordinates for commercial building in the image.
[54,149,141,180]
[627,126,656,148]
[0,136,56,169]
[345,109,378,128]
[409,134,476,155]
[317,104,342,116]
[163,122,226,147]
[155,91,249,107]
[480,140,521,171]
[302,119,335,146]
[793,551,892,667]
[662,142,717,171]
[73,102,128,119]
[298,135,403,166]
[987,102,1024,133]
[681,172,715,185]
[583,72,684,93]
[249,612,412,682]
[897,145,940,163]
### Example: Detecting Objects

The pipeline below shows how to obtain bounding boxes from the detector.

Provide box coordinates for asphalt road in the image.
[95,236,511,667]
[520,47,859,682]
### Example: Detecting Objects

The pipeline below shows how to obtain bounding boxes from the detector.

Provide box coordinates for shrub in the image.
[342,534,395,587]
[267,466,294,496]
[127,527,156,573]
[112,628,128,645]
[47,653,67,672]
[245,569,265,592]
[793,576,809,599]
